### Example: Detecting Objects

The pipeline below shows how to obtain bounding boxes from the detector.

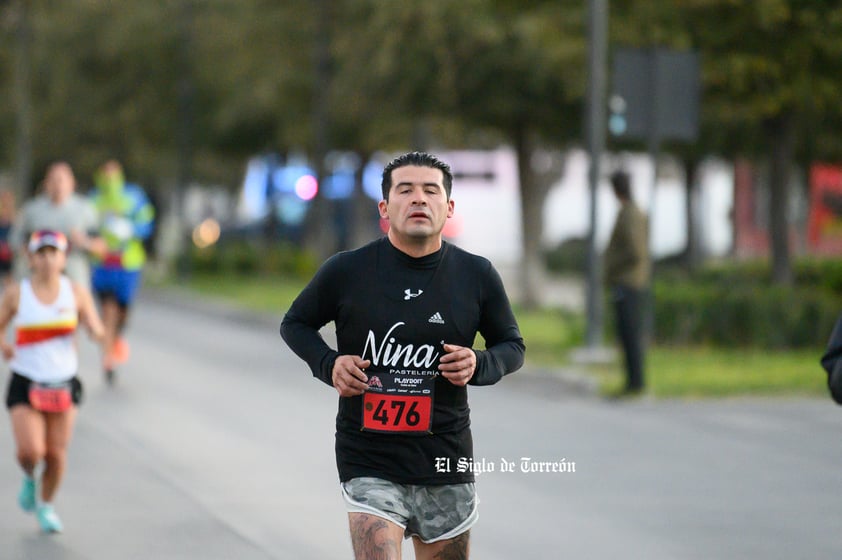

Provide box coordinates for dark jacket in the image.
[820,314,842,405]
[604,200,650,289]
[605,200,649,290]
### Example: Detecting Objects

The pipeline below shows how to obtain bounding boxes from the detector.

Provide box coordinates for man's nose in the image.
[410,189,427,204]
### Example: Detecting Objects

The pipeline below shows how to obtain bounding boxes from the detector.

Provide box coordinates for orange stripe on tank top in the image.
[16,324,77,345]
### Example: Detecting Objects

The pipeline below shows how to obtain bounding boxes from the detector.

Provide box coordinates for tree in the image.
[4,0,842,290]
[610,0,842,282]
[342,0,585,307]
[683,0,842,284]
[453,1,586,307]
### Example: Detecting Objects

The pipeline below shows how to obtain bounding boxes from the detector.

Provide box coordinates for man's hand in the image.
[439,343,476,386]
[87,237,109,259]
[332,355,371,397]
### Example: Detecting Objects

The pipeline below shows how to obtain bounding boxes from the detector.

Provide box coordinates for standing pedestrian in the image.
[604,170,650,397]
[281,151,525,559]
[1,230,104,533]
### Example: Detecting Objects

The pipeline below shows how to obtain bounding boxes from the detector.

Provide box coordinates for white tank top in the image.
[10,276,78,382]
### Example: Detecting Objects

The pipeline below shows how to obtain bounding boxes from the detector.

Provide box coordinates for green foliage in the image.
[0,0,840,178]
[3,0,842,293]
[187,244,222,274]
[637,346,825,398]
[512,305,584,366]
[184,239,318,279]
[652,260,840,348]
[544,237,588,274]
[793,258,842,295]
[657,257,842,296]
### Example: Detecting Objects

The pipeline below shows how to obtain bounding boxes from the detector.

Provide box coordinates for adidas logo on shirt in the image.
[428,312,445,324]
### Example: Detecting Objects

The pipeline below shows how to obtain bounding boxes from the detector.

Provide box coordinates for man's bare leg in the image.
[413,531,470,560]
[349,512,404,560]
[101,298,120,370]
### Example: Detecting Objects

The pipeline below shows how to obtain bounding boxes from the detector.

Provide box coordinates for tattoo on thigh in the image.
[434,530,470,560]
[350,516,401,560]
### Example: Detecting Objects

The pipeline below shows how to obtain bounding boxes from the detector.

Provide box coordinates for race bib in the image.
[28,382,73,413]
[105,215,134,242]
[362,373,436,434]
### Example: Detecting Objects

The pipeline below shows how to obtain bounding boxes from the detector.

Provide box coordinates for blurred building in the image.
[732,159,842,259]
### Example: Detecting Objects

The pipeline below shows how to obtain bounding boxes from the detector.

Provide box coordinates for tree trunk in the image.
[513,126,561,309]
[176,0,195,216]
[682,156,701,271]
[303,0,335,262]
[514,127,540,308]
[350,150,377,249]
[766,113,795,285]
[13,0,32,197]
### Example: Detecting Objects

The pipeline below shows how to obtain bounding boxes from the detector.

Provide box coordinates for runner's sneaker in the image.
[103,353,117,385]
[18,476,36,513]
[112,337,130,365]
[37,504,63,533]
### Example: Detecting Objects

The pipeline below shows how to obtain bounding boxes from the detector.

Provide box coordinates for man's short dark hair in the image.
[610,171,631,199]
[381,151,453,200]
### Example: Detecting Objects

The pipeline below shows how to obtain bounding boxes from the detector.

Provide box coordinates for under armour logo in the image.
[404,289,423,300]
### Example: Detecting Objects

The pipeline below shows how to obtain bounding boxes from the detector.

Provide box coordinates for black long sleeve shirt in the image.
[281,237,525,484]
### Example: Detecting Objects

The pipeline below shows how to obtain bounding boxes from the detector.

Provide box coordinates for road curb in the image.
[141,286,281,330]
[517,365,601,396]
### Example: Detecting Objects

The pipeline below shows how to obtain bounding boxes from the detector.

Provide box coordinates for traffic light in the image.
[608,94,628,137]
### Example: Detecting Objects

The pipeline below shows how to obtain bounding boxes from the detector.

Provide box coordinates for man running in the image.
[9,161,99,287]
[88,160,155,383]
[281,151,525,559]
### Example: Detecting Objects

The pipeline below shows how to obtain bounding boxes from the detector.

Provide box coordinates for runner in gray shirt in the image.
[9,162,100,287]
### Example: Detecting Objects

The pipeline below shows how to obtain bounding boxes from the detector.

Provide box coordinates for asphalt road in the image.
[0,290,840,559]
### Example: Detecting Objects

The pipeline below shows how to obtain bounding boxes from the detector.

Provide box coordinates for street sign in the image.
[610,48,700,142]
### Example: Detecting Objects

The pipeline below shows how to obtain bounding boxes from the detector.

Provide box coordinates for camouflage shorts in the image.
[341,477,478,543]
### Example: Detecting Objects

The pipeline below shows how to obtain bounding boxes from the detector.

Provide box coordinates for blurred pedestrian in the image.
[0,189,17,287]
[604,170,650,397]
[281,151,525,558]
[1,230,104,533]
[8,161,99,287]
[88,160,155,383]
[820,313,842,405]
